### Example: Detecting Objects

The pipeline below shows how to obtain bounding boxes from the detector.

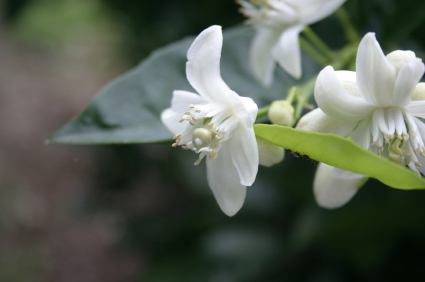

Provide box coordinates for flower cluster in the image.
[238,0,345,86]
[298,33,425,208]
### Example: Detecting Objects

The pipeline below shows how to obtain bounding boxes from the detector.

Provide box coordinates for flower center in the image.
[171,102,238,166]
[368,107,424,173]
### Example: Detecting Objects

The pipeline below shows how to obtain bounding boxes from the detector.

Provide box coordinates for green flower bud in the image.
[268,100,295,126]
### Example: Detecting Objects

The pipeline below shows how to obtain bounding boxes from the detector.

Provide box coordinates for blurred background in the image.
[1,0,425,281]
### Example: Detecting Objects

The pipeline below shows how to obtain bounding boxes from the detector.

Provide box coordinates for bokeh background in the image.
[1,0,425,281]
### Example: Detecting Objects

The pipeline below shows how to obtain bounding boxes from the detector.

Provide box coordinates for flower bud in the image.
[256,137,284,167]
[268,100,294,126]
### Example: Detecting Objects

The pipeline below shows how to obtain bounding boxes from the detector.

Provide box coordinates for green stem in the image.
[302,26,333,60]
[256,106,270,119]
[285,86,298,104]
[299,37,328,67]
[335,7,359,44]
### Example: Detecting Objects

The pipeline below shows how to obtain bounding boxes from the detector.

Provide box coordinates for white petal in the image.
[256,137,284,167]
[186,25,230,101]
[224,90,258,127]
[171,90,206,113]
[314,162,365,209]
[229,126,259,186]
[206,143,247,217]
[350,118,372,150]
[392,59,424,107]
[334,70,361,97]
[315,66,376,122]
[271,25,304,80]
[295,0,346,25]
[405,100,425,118]
[249,28,281,87]
[296,108,357,136]
[356,33,396,107]
[160,108,181,135]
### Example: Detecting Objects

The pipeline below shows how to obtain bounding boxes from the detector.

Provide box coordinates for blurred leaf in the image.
[254,124,425,189]
[49,25,321,144]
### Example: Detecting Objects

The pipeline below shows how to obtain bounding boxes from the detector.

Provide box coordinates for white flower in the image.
[297,32,425,208]
[238,0,345,87]
[161,26,259,216]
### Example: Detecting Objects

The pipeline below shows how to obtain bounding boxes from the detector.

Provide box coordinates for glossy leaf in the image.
[49,26,321,144]
[254,124,425,189]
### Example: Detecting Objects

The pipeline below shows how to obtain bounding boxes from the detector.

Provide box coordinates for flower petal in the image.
[356,33,396,107]
[271,25,304,80]
[294,0,346,25]
[229,126,259,186]
[160,108,181,135]
[206,143,247,217]
[256,137,284,167]
[412,82,425,101]
[224,90,258,126]
[405,100,425,118]
[350,118,372,150]
[392,58,425,107]
[314,162,365,209]
[296,108,358,136]
[315,66,376,122]
[186,25,230,101]
[249,28,281,87]
[171,90,206,113]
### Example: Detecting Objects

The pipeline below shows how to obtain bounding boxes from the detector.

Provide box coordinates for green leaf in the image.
[49,25,321,144]
[254,124,425,189]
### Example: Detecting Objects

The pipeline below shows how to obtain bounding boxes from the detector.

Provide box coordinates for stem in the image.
[302,26,333,60]
[335,7,359,44]
[285,86,298,104]
[299,37,328,66]
[256,105,270,119]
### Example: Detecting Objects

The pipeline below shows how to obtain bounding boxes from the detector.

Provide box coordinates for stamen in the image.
[380,146,383,153]
[189,121,195,125]
[194,159,201,166]
[371,141,377,146]
[192,117,197,121]
[420,152,425,158]
[184,112,190,115]
[202,116,208,119]
[189,104,195,108]
[220,138,227,144]
[172,143,178,147]
[414,149,418,155]
[182,146,189,150]
[213,152,218,159]
[416,162,422,167]
[173,134,181,139]
[412,130,418,138]
[179,118,184,123]
[195,109,201,113]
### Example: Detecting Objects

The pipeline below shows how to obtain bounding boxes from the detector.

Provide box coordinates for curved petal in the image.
[225,90,258,127]
[296,108,358,136]
[314,162,366,209]
[350,118,372,150]
[405,100,425,118]
[171,90,206,113]
[315,66,376,122]
[295,0,346,25]
[249,28,281,87]
[392,59,425,107]
[356,33,396,107]
[334,70,361,97]
[161,108,181,135]
[229,126,259,186]
[206,143,247,217]
[256,137,284,167]
[186,25,230,101]
[271,25,304,80]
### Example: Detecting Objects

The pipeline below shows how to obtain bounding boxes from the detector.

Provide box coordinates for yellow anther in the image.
[182,146,189,150]
[184,112,190,115]
[172,143,178,147]
[415,162,422,167]
[194,159,201,166]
